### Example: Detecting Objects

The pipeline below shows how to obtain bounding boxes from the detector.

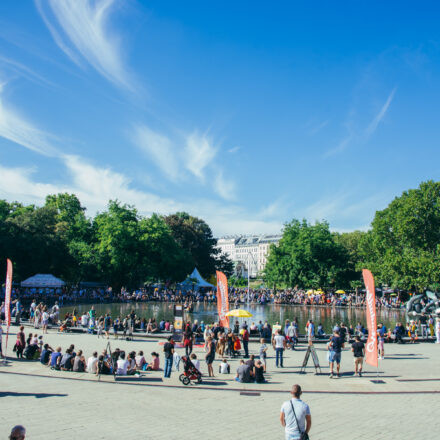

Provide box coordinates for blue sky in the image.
[0,1,439,235]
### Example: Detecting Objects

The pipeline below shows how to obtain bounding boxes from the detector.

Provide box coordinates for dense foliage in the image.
[358,180,440,291]
[2,180,440,291]
[0,194,232,288]
[264,219,353,289]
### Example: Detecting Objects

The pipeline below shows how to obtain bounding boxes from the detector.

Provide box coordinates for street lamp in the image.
[247,251,257,305]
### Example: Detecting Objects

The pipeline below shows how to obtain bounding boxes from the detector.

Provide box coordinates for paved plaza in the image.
[1,329,439,439]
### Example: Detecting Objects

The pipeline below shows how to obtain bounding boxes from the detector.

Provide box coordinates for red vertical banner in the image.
[216,271,229,328]
[362,269,378,367]
[5,258,13,350]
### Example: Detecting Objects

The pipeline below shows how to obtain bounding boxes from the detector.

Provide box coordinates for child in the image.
[219,358,230,374]
[97,321,103,338]
[259,338,268,372]
[190,353,201,372]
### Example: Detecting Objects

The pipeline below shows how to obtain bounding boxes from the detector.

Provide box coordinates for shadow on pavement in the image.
[0,391,67,399]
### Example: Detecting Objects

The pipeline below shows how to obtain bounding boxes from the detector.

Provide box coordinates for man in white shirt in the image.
[273,330,286,368]
[307,320,315,345]
[116,351,129,375]
[280,384,312,440]
[87,351,99,374]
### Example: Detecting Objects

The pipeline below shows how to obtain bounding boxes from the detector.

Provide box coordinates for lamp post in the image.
[247,251,257,305]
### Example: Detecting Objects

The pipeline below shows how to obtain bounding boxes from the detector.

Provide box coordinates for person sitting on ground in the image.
[254,360,266,383]
[235,359,252,383]
[144,352,160,371]
[96,355,111,376]
[87,351,99,374]
[116,351,130,375]
[219,358,230,374]
[246,354,256,379]
[60,348,74,371]
[127,351,137,374]
[73,350,86,372]
[50,347,62,369]
[135,350,146,369]
[40,343,53,365]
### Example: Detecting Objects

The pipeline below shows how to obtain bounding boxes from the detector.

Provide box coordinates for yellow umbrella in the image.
[306,289,315,295]
[226,309,253,318]
[335,289,345,294]
[316,289,325,294]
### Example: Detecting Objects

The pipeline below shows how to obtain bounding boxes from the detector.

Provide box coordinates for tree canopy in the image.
[0,194,233,288]
[264,219,351,289]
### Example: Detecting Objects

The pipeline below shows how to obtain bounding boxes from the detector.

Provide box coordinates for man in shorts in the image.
[328,329,344,378]
[351,335,365,377]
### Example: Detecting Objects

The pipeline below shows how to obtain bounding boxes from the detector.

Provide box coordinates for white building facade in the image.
[216,234,281,277]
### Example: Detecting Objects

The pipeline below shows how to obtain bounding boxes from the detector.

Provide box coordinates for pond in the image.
[60,302,406,333]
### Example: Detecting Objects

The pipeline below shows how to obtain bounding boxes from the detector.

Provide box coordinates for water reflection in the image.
[61,302,405,332]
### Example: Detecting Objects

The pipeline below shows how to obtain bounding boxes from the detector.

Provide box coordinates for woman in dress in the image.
[15,326,26,358]
[204,336,216,377]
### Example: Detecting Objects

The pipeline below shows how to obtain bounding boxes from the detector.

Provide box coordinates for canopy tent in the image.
[180,268,215,290]
[21,274,65,288]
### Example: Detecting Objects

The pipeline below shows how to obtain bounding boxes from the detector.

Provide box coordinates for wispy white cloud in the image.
[184,131,217,180]
[308,119,329,135]
[323,135,353,158]
[0,55,56,89]
[324,87,396,158]
[130,124,180,182]
[365,87,397,137]
[213,170,236,201]
[0,87,59,156]
[228,146,241,154]
[35,0,134,91]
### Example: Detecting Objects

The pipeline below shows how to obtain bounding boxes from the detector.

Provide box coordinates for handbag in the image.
[290,400,309,440]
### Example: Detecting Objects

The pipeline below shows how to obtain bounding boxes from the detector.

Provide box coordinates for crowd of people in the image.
[2,284,407,312]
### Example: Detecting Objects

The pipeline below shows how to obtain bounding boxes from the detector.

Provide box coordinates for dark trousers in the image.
[276,348,284,367]
[243,340,249,357]
[185,344,192,356]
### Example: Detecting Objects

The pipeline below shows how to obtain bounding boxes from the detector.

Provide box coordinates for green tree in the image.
[264,219,350,289]
[45,193,96,282]
[164,212,221,278]
[359,180,440,290]
[94,200,144,289]
[139,214,190,282]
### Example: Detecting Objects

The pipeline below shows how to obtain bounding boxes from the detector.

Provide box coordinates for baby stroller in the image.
[179,356,202,385]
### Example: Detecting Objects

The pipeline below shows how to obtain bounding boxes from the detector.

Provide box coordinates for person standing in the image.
[280,384,312,440]
[163,336,174,378]
[307,320,315,345]
[104,313,111,339]
[328,329,344,378]
[377,323,386,359]
[205,336,216,377]
[351,336,365,377]
[273,330,286,368]
[242,326,250,358]
[15,326,26,359]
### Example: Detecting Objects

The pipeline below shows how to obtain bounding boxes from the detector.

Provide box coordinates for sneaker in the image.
[359,372,362,377]
[329,373,333,378]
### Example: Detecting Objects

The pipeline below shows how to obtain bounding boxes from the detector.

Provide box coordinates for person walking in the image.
[273,330,286,368]
[351,335,365,377]
[163,336,174,378]
[280,384,311,440]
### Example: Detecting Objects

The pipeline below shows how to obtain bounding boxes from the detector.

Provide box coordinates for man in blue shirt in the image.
[329,330,344,378]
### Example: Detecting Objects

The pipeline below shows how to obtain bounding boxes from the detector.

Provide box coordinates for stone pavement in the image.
[1,328,439,439]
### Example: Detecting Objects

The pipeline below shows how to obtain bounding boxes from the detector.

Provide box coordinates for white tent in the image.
[21,274,65,288]
[180,268,215,290]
